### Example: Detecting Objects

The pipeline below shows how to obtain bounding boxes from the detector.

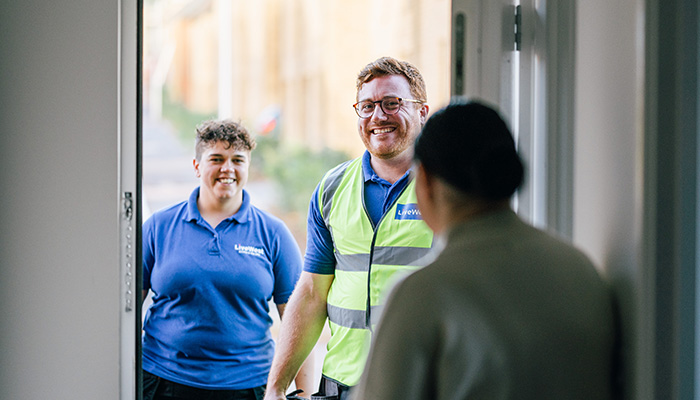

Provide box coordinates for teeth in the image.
[219,178,234,184]
[373,127,394,134]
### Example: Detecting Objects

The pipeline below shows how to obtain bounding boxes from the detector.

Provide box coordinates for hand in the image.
[262,388,289,400]
[285,389,309,399]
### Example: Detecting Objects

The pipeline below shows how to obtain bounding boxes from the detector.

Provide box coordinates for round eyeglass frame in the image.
[353,97,423,119]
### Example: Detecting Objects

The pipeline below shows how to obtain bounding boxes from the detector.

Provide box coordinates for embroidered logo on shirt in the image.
[395,203,422,220]
[235,244,265,257]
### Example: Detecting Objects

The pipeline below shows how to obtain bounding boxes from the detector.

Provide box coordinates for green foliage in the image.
[161,89,217,147]
[253,135,349,215]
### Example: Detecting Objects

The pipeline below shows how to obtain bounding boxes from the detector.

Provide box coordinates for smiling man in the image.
[264,57,436,400]
[141,120,312,400]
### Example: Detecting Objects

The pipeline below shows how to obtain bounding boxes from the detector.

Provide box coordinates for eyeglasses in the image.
[353,97,423,119]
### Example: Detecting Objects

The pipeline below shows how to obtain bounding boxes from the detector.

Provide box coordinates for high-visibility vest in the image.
[318,158,435,386]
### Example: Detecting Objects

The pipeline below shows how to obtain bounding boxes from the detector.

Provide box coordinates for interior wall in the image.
[572,0,645,398]
[0,1,122,399]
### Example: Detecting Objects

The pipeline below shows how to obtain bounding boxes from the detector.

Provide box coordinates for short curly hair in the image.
[194,119,257,160]
[356,57,427,103]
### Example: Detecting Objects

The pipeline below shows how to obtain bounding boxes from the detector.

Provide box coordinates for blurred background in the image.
[141,0,452,390]
[142,0,452,240]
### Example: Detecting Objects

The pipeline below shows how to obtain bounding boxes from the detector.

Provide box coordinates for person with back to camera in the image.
[263,57,436,400]
[352,99,618,400]
[141,119,313,400]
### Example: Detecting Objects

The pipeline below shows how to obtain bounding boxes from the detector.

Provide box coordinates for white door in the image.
[120,0,141,399]
[0,0,140,399]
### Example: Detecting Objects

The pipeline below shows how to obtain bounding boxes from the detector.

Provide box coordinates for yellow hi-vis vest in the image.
[319,157,435,386]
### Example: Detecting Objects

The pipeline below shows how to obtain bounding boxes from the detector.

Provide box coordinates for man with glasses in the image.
[264,57,435,400]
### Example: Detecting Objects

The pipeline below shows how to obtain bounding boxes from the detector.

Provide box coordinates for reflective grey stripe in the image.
[320,160,353,224]
[335,253,370,271]
[334,246,433,271]
[372,246,433,266]
[327,304,384,329]
[327,303,367,329]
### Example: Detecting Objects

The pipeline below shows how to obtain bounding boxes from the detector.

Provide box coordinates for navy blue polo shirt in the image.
[142,188,302,390]
[304,151,412,274]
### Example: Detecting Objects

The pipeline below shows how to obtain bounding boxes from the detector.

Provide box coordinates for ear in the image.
[193,158,201,178]
[419,103,429,125]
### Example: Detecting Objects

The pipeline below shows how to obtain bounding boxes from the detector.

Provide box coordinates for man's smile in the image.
[371,127,396,134]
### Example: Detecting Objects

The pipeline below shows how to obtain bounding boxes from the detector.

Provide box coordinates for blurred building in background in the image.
[144,0,451,156]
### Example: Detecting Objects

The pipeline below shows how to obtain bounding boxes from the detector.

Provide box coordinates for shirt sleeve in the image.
[303,183,336,274]
[271,220,303,304]
[142,215,156,291]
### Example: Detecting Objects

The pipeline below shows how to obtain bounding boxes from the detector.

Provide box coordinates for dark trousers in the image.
[143,371,265,400]
[310,376,352,400]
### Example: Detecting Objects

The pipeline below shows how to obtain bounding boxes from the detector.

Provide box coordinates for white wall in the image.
[0,1,122,398]
[573,0,642,273]
[574,0,700,397]
[573,0,645,397]
[572,0,695,399]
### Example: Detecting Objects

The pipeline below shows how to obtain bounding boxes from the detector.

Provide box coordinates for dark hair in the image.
[356,56,427,103]
[414,99,524,200]
[195,119,256,160]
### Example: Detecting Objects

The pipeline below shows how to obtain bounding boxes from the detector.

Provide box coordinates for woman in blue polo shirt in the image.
[141,119,311,400]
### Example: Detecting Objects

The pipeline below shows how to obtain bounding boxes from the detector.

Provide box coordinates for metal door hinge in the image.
[123,192,134,221]
[122,192,135,312]
[514,5,522,51]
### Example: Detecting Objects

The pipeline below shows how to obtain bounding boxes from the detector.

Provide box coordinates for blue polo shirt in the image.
[304,151,412,274]
[142,188,302,390]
